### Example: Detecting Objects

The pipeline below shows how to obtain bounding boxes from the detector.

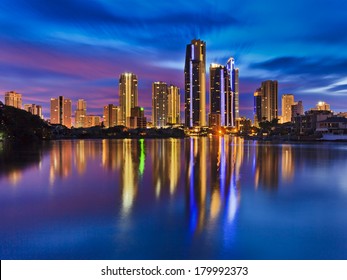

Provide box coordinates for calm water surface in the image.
[0,137,347,259]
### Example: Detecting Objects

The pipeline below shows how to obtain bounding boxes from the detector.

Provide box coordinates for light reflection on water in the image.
[1,138,347,259]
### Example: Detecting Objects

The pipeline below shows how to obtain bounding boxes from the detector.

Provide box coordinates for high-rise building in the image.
[184,39,206,127]
[119,72,138,127]
[75,99,87,128]
[50,96,72,128]
[5,91,22,109]
[152,82,168,127]
[254,88,262,127]
[234,68,240,120]
[282,94,295,123]
[209,58,239,127]
[260,80,278,122]
[209,63,227,127]
[291,101,304,118]
[24,104,43,118]
[226,58,239,125]
[128,107,147,129]
[167,85,180,124]
[85,115,101,127]
[103,104,120,128]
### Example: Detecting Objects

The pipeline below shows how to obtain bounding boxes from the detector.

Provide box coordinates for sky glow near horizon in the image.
[1,0,347,120]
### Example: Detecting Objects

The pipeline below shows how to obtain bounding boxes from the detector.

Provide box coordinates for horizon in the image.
[1,0,347,121]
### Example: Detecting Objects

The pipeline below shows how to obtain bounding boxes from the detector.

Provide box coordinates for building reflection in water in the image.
[281,145,294,182]
[254,143,295,190]
[254,143,280,190]
[185,136,242,233]
[75,140,86,174]
[152,139,181,198]
[102,140,122,171]
[49,141,73,185]
[120,139,140,216]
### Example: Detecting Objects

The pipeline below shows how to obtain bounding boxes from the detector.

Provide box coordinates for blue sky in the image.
[1,0,347,120]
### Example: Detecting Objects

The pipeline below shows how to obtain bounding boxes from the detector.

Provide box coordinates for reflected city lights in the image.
[49,141,73,185]
[281,145,294,182]
[7,170,22,186]
[121,139,138,216]
[186,136,242,233]
[139,139,145,176]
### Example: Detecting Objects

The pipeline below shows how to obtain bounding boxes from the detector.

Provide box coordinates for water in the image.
[0,137,347,259]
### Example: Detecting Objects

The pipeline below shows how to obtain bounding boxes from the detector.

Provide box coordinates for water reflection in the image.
[151,139,180,198]
[0,142,45,186]
[254,144,280,190]
[49,141,73,184]
[2,138,347,259]
[185,137,242,233]
[282,145,294,182]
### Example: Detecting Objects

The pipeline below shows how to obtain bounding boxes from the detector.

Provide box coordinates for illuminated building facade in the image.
[103,104,120,128]
[85,115,101,127]
[281,94,295,123]
[184,39,206,127]
[5,91,22,109]
[314,101,331,111]
[209,58,238,127]
[260,80,278,122]
[119,72,138,127]
[226,58,239,125]
[209,63,227,127]
[128,106,146,129]
[253,88,262,127]
[50,96,72,128]
[167,85,180,124]
[152,81,168,127]
[75,99,87,128]
[24,104,42,119]
[292,101,304,118]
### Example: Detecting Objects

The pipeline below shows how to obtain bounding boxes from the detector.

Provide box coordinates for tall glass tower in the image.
[119,72,138,127]
[184,39,206,127]
[226,57,239,127]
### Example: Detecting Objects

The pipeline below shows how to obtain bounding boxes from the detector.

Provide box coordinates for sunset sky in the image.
[1,0,347,120]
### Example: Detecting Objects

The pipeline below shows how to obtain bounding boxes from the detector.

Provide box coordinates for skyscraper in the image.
[50,96,72,128]
[152,81,168,127]
[209,63,227,126]
[167,84,180,125]
[103,104,120,128]
[226,58,239,126]
[184,39,206,127]
[75,99,87,128]
[234,68,240,120]
[281,94,295,123]
[119,72,138,127]
[254,88,262,127]
[209,58,239,127]
[260,80,278,122]
[5,91,22,109]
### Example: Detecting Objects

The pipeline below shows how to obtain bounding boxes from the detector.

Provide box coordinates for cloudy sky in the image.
[1,0,347,120]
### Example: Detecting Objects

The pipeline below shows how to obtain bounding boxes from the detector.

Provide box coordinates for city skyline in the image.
[1,0,347,120]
